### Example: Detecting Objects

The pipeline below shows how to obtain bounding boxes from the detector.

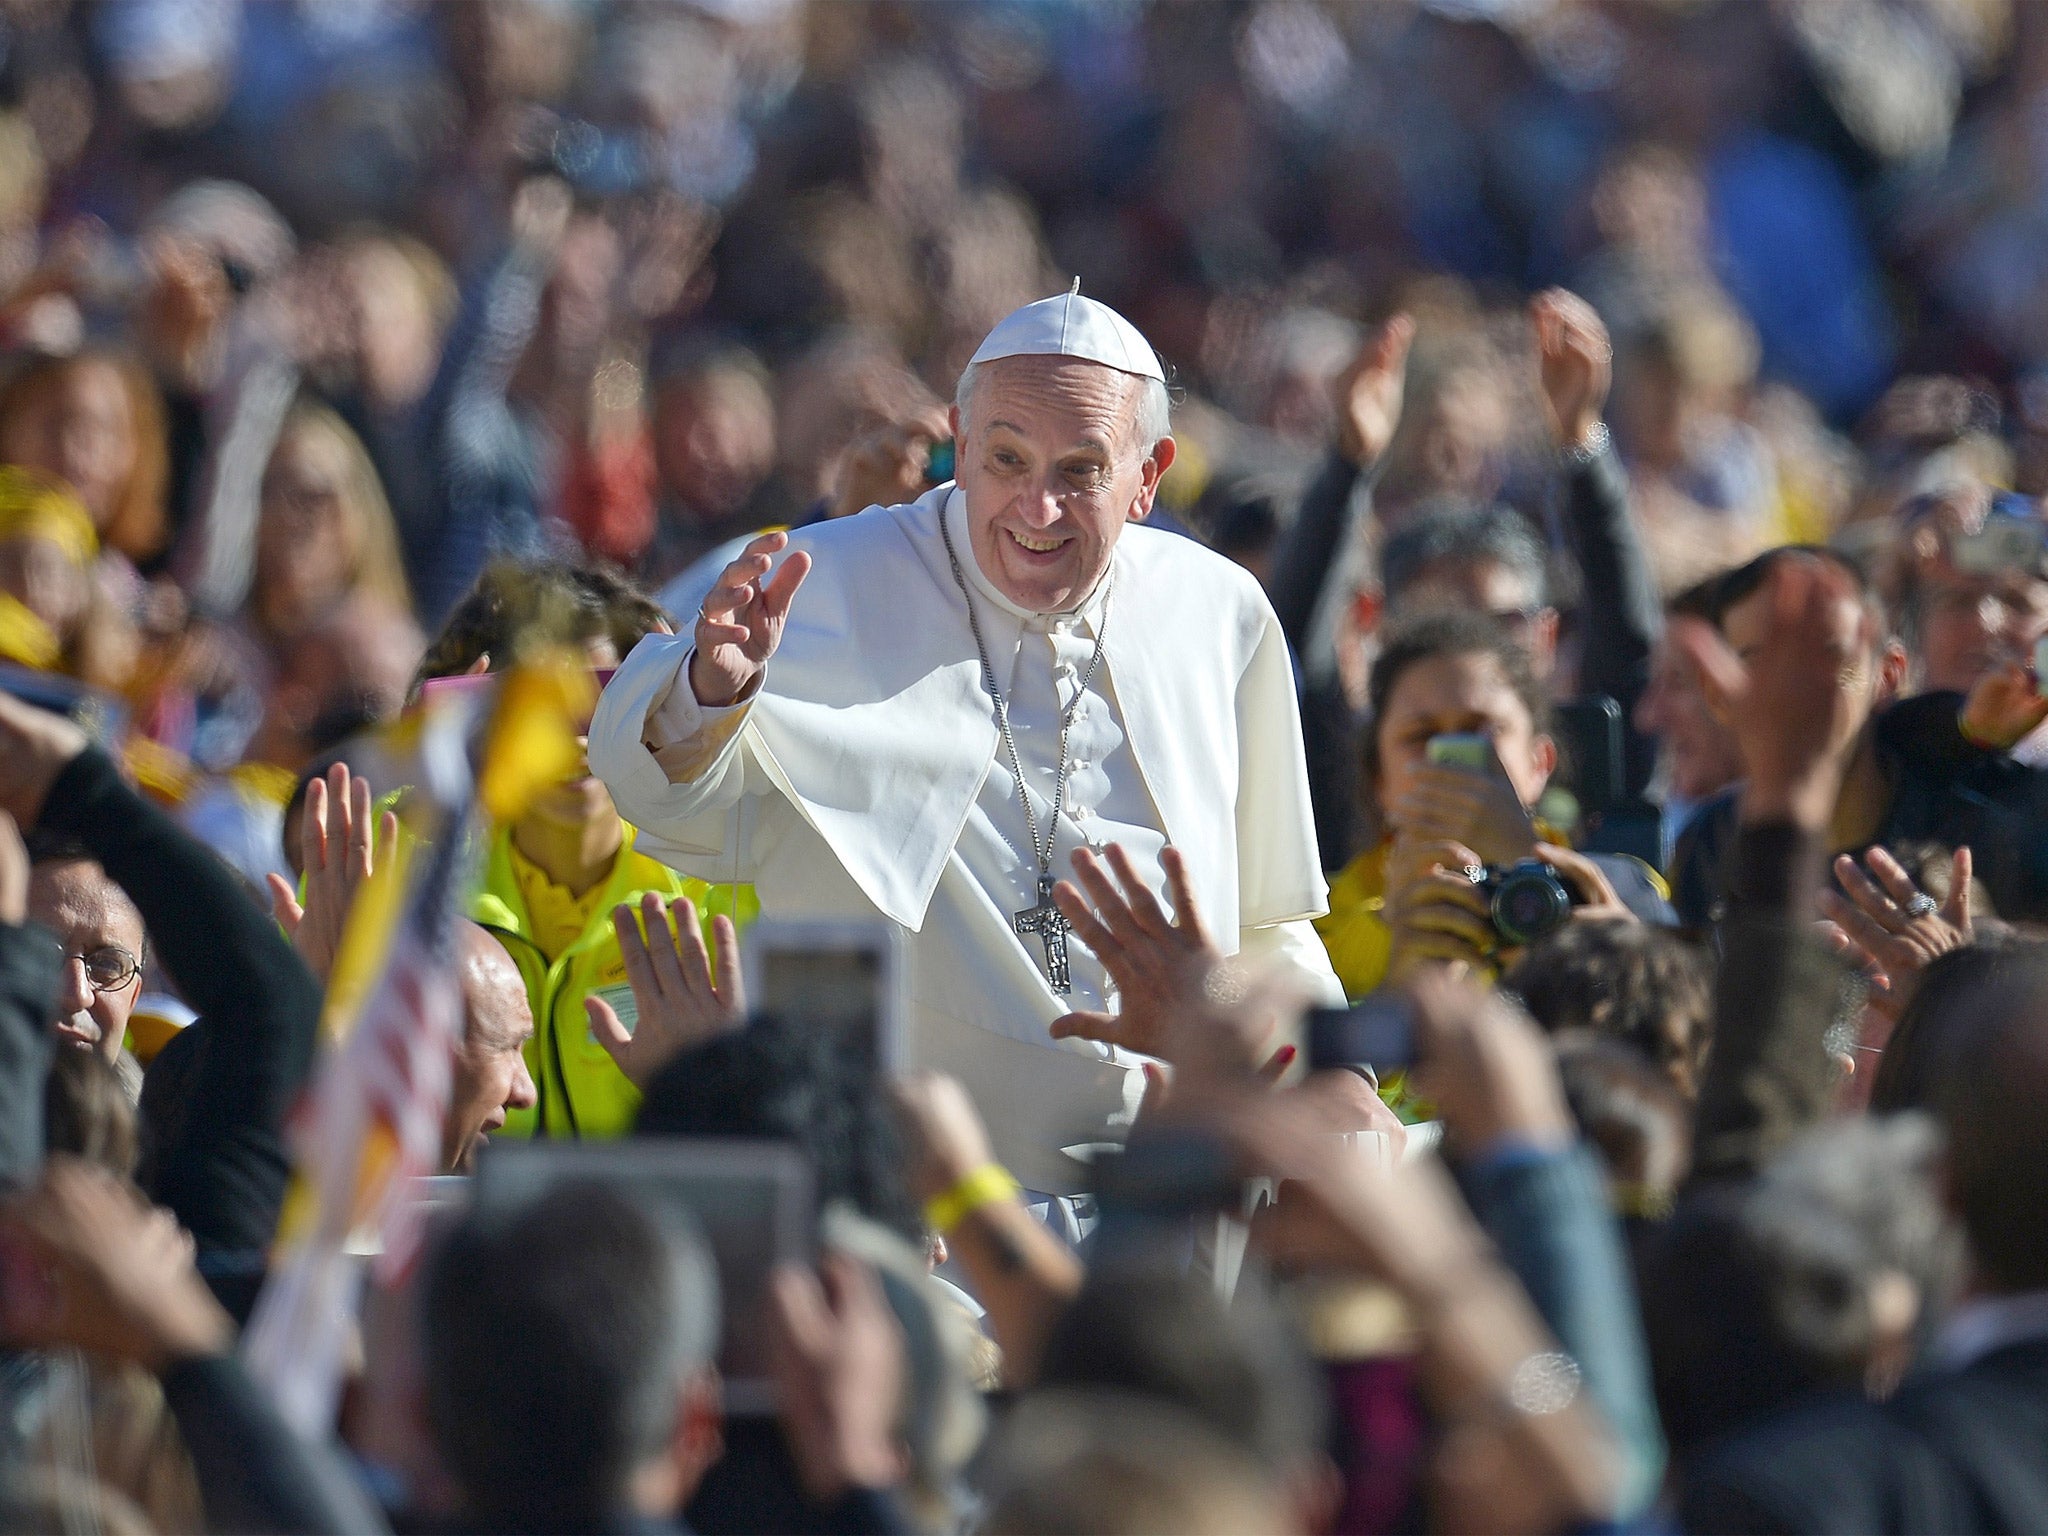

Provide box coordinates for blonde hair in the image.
[0,350,170,564]
[254,399,413,639]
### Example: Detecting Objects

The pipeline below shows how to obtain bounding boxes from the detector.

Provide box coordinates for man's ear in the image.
[947,402,962,444]
[1529,731,1559,796]
[1878,638,1910,703]
[1129,436,1177,522]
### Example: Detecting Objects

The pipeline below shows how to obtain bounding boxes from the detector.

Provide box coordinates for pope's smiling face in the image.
[953,354,1175,613]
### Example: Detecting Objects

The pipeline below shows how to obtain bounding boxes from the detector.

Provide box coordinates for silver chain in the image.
[938,510,1111,879]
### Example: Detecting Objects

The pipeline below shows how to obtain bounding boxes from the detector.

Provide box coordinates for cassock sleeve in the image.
[588,631,762,853]
[1237,917,1345,1009]
[1232,585,1335,930]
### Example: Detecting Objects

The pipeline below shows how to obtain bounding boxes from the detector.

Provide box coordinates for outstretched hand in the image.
[266,762,397,985]
[766,1252,907,1502]
[1334,313,1415,469]
[1960,660,2048,752]
[688,530,811,708]
[1668,553,1876,830]
[1819,845,1972,1022]
[1531,288,1612,450]
[0,1158,228,1372]
[1049,844,1270,1073]
[586,893,744,1089]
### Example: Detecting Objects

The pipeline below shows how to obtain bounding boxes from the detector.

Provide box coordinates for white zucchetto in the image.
[967,279,1165,382]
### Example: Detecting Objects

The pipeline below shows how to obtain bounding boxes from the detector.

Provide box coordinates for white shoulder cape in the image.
[593,485,1328,940]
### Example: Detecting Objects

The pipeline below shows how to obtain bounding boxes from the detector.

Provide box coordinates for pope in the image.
[589,286,1344,1203]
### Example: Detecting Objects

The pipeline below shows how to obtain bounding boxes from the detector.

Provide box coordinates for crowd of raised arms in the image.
[5,3,2048,1534]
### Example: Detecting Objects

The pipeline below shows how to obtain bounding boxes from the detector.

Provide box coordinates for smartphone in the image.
[924,438,956,487]
[1304,994,1417,1075]
[1092,1129,1243,1218]
[1554,696,1624,813]
[1425,732,1493,773]
[0,663,126,745]
[1955,515,2044,575]
[741,919,905,1075]
[477,1138,813,1413]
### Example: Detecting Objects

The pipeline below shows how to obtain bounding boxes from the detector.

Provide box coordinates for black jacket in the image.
[37,747,323,1320]
[1671,690,2048,930]
[1681,1336,2048,1534]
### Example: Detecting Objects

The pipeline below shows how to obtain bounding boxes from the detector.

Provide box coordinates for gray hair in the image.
[955,359,1172,460]
[1381,500,1550,610]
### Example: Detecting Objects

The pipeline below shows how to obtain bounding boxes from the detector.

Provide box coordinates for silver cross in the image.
[1013,873,1074,995]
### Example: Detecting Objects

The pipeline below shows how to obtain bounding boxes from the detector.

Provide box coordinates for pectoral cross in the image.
[1014,872,1073,995]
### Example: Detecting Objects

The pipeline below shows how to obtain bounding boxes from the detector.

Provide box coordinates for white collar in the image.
[1931,1290,2048,1372]
[942,485,1113,627]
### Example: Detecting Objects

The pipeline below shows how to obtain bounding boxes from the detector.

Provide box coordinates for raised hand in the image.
[766,1253,907,1501]
[1383,836,1495,979]
[1048,844,1259,1070]
[1819,845,1972,1022]
[1534,843,1638,926]
[1669,553,1876,830]
[585,892,743,1088]
[688,530,812,708]
[0,689,88,828]
[889,1070,997,1204]
[0,1158,229,1372]
[265,761,396,986]
[1532,288,1612,450]
[1334,313,1415,469]
[829,408,954,520]
[1960,660,2048,752]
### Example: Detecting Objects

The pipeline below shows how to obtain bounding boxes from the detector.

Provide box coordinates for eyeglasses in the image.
[52,943,141,995]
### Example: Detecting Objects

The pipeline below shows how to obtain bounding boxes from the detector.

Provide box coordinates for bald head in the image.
[443,923,537,1173]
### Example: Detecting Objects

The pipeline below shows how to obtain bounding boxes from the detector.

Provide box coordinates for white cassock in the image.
[590,483,1343,1194]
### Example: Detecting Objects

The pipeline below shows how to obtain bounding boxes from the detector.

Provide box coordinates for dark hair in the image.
[415,559,667,686]
[1707,545,1882,633]
[1932,945,2048,1291]
[1555,1039,1690,1214]
[1642,1116,1958,1453]
[1869,935,2044,1115]
[1667,570,1727,625]
[1380,501,1548,612]
[633,1011,923,1247]
[1365,609,1550,791]
[45,1049,137,1176]
[1507,923,1714,1099]
[1036,1268,1328,1469]
[423,1180,718,1527]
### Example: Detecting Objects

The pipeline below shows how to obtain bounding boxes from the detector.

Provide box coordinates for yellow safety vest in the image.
[470,825,754,1139]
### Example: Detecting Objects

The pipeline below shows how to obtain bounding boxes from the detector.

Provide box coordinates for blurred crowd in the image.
[0,0,2047,1533]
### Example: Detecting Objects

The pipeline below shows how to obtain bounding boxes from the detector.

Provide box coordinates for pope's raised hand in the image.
[688,530,812,708]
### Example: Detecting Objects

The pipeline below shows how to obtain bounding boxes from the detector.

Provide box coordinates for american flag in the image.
[242,688,480,1436]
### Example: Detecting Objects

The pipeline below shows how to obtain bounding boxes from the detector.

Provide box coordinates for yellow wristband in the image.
[924,1163,1022,1235]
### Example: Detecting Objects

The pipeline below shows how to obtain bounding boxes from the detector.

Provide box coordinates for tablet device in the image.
[741,919,906,1075]
[475,1138,813,1412]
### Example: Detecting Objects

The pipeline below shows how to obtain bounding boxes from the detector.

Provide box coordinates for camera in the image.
[1470,859,1574,947]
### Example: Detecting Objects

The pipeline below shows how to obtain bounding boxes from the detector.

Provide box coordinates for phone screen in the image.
[1425,732,1492,773]
[1305,996,1417,1074]
[758,944,886,1072]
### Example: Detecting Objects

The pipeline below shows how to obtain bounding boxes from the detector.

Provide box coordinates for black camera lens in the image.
[1488,863,1573,947]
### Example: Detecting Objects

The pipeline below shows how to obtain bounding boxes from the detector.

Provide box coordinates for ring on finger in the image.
[1904,892,1938,920]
